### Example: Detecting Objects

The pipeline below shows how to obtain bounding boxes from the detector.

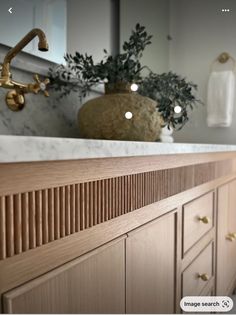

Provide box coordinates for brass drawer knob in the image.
[226,233,236,241]
[198,273,209,281]
[198,216,210,224]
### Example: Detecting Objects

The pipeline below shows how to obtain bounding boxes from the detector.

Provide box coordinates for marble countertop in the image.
[0,135,236,163]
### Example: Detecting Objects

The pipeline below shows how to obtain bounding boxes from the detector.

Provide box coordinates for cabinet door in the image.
[217,180,236,295]
[126,212,176,314]
[3,238,125,314]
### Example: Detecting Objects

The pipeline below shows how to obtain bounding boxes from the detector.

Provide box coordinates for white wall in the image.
[169,0,236,144]
[120,0,170,74]
[67,0,114,62]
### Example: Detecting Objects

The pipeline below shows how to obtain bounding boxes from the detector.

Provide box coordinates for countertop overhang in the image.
[1,136,236,163]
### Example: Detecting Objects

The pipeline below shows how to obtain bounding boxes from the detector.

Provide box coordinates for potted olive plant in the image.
[139,72,202,130]
[49,24,201,142]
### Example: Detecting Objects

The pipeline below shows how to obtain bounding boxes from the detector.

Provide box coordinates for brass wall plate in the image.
[218,52,230,64]
[6,90,25,111]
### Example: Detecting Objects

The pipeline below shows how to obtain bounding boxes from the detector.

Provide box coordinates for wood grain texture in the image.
[216,179,236,295]
[48,189,54,242]
[21,193,29,252]
[0,153,236,197]
[28,192,36,249]
[126,212,176,314]
[0,172,235,296]
[6,196,14,257]
[0,158,235,261]
[183,192,214,254]
[13,195,22,255]
[0,196,6,259]
[182,242,213,297]
[3,237,126,314]
[175,207,182,314]
[35,191,42,247]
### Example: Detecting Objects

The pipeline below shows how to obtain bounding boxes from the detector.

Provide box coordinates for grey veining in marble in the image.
[1,135,236,163]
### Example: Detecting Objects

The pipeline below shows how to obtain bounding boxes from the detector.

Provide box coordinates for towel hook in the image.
[210,52,236,72]
[218,52,231,63]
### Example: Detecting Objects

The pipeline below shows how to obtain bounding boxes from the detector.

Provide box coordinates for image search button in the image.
[180,296,233,313]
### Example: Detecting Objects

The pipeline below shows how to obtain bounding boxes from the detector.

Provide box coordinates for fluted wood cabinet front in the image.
[3,238,126,314]
[217,179,236,295]
[126,212,176,314]
[1,153,236,314]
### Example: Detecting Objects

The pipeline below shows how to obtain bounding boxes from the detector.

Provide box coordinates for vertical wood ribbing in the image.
[141,173,144,207]
[29,192,36,249]
[60,187,65,237]
[22,193,29,251]
[149,172,152,203]
[0,160,231,261]
[146,173,149,205]
[136,174,139,208]
[128,175,132,211]
[149,172,152,204]
[89,182,94,227]
[153,171,156,202]
[84,182,90,228]
[48,188,54,242]
[80,183,85,230]
[123,176,127,214]
[118,177,121,216]
[75,184,80,232]
[97,181,101,224]
[101,180,105,222]
[14,194,22,254]
[6,195,14,257]
[104,179,108,221]
[70,185,75,234]
[54,187,60,240]
[108,178,112,219]
[121,176,125,215]
[156,171,160,202]
[35,191,42,246]
[131,174,135,210]
[0,196,6,259]
[42,190,49,244]
[65,186,71,235]
[115,177,119,217]
[112,178,116,218]
[93,181,98,225]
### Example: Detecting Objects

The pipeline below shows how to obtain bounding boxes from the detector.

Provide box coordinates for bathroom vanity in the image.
[0,137,236,313]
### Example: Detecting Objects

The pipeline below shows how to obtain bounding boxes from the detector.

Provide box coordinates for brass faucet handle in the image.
[32,74,50,97]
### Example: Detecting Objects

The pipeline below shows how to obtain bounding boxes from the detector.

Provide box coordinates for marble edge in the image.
[0,136,236,163]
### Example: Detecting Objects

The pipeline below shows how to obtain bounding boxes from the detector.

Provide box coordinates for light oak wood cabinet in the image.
[183,192,214,254]
[217,180,236,295]
[3,238,126,314]
[182,242,213,297]
[126,212,176,314]
[1,153,236,314]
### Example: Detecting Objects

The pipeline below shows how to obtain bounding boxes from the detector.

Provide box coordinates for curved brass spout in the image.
[0,28,50,111]
[1,28,49,79]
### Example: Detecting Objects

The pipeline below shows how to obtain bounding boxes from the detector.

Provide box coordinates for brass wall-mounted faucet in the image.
[0,28,50,111]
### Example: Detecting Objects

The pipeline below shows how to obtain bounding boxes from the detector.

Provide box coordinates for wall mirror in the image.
[0,0,67,64]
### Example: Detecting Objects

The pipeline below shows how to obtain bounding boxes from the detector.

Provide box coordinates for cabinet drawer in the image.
[183,192,214,253]
[182,243,213,297]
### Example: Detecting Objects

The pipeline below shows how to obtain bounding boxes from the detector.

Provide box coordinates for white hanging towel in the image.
[207,70,235,127]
